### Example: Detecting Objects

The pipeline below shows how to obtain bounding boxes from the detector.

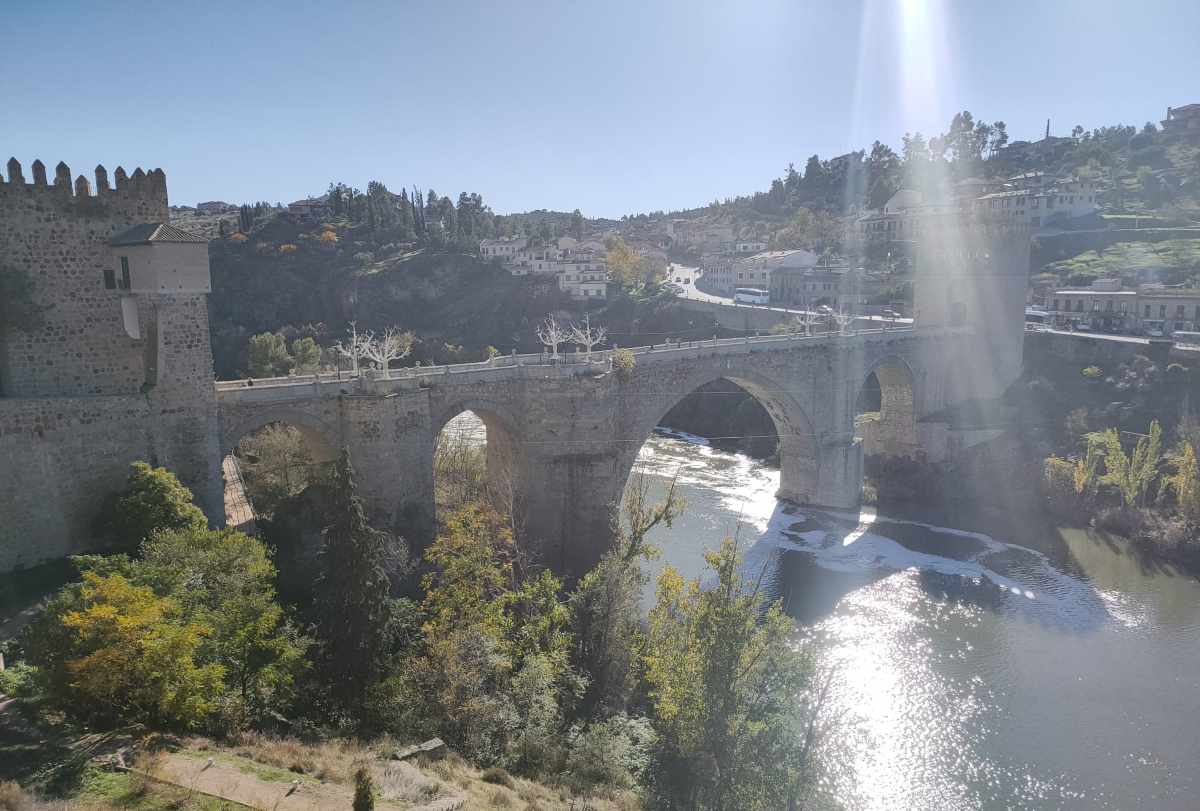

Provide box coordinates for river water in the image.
[445,413,1200,809]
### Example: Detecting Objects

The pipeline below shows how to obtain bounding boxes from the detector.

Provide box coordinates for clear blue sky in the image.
[2,0,1197,218]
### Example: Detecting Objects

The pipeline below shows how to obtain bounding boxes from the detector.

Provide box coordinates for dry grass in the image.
[180,734,641,811]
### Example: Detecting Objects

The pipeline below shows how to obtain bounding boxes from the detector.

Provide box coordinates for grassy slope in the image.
[1044,238,1200,282]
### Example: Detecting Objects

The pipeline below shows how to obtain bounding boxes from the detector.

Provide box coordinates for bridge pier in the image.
[812,434,864,510]
[521,446,625,579]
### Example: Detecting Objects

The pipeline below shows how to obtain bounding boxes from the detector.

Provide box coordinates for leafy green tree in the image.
[96,462,207,550]
[643,538,818,810]
[316,451,403,711]
[570,208,585,240]
[26,571,224,729]
[138,526,308,722]
[247,332,294,378]
[291,337,321,374]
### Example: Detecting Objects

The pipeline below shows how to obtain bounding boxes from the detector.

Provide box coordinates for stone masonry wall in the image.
[0,161,221,570]
[0,161,169,397]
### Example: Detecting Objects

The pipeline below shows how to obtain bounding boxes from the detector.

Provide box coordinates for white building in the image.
[557,260,608,299]
[480,236,528,262]
[709,249,818,294]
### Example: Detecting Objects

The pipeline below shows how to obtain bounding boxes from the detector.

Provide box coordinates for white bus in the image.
[734,287,770,305]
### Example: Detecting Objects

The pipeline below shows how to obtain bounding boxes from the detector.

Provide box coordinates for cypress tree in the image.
[316,450,398,710]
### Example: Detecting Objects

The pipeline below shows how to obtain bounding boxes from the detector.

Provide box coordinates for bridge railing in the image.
[214,325,917,393]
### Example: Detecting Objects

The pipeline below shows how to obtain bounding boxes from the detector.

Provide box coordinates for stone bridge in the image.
[217,326,973,575]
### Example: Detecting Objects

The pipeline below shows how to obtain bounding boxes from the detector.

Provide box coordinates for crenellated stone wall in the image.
[0,160,220,571]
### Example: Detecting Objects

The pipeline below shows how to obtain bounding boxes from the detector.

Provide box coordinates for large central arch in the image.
[618,367,822,512]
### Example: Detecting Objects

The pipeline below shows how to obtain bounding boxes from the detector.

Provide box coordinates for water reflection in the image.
[633,429,1200,810]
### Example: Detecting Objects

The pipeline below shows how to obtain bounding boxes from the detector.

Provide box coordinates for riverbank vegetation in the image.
[2,453,835,809]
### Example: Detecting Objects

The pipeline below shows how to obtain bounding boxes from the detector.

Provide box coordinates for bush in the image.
[611,348,635,382]
[481,766,515,789]
[1082,365,1103,379]
[353,767,376,811]
[0,781,33,811]
[564,715,656,792]
[279,243,299,254]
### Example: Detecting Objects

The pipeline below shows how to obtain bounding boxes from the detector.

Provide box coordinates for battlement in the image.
[0,158,168,207]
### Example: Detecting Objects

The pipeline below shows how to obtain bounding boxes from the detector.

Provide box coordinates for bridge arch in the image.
[220,407,340,461]
[856,354,919,460]
[618,366,822,511]
[431,398,524,526]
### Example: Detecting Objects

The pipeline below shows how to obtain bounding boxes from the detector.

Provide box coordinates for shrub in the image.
[1082,365,1103,379]
[481,767,515,789]
[564,715,656,792]
[229,232,248,242]
[279,243,299,254]
[319,230,339,244]
[0,780,32,811]
[611,348,635,382]
[353,767,376,811]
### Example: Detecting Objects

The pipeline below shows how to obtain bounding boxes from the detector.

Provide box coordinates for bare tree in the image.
[335,321,370,376]
[801,308,821,335]
[832,309,854,335]
[362,327,414,379]
[536,314,569,359]
[569,313,608,360]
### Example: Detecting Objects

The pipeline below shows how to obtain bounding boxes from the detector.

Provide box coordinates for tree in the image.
[247,332,294,378]
[643,538,818,809]
[361,327,414,379]
[316,451,403,710]
[570,470,680,718]
[604,236,642,288]
[536,315,569,359]
[336,321,370,376]
[291,337,321,374]
[138,526,307,722]
[569,314,608,360]
[96,462,207,550]
[28,571,224,729]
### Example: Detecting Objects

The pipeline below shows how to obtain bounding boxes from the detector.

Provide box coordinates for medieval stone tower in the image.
[0,159,221,570]
[912,211,1032,405]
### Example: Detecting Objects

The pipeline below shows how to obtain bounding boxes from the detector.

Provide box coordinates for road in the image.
[666,263,912,326]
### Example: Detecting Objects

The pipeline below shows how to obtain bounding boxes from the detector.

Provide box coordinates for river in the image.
[445,413,1200,809]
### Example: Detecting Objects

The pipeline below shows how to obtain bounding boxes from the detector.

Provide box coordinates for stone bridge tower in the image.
[913,211,1032,405]
[0,159,221,570]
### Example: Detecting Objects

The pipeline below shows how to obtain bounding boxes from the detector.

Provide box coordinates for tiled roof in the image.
[110,222,207,246]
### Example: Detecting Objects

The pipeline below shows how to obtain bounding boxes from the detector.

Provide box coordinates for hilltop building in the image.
[1162,104,1200,134]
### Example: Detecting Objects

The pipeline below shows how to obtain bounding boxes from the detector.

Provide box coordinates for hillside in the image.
[205,211,707,378]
